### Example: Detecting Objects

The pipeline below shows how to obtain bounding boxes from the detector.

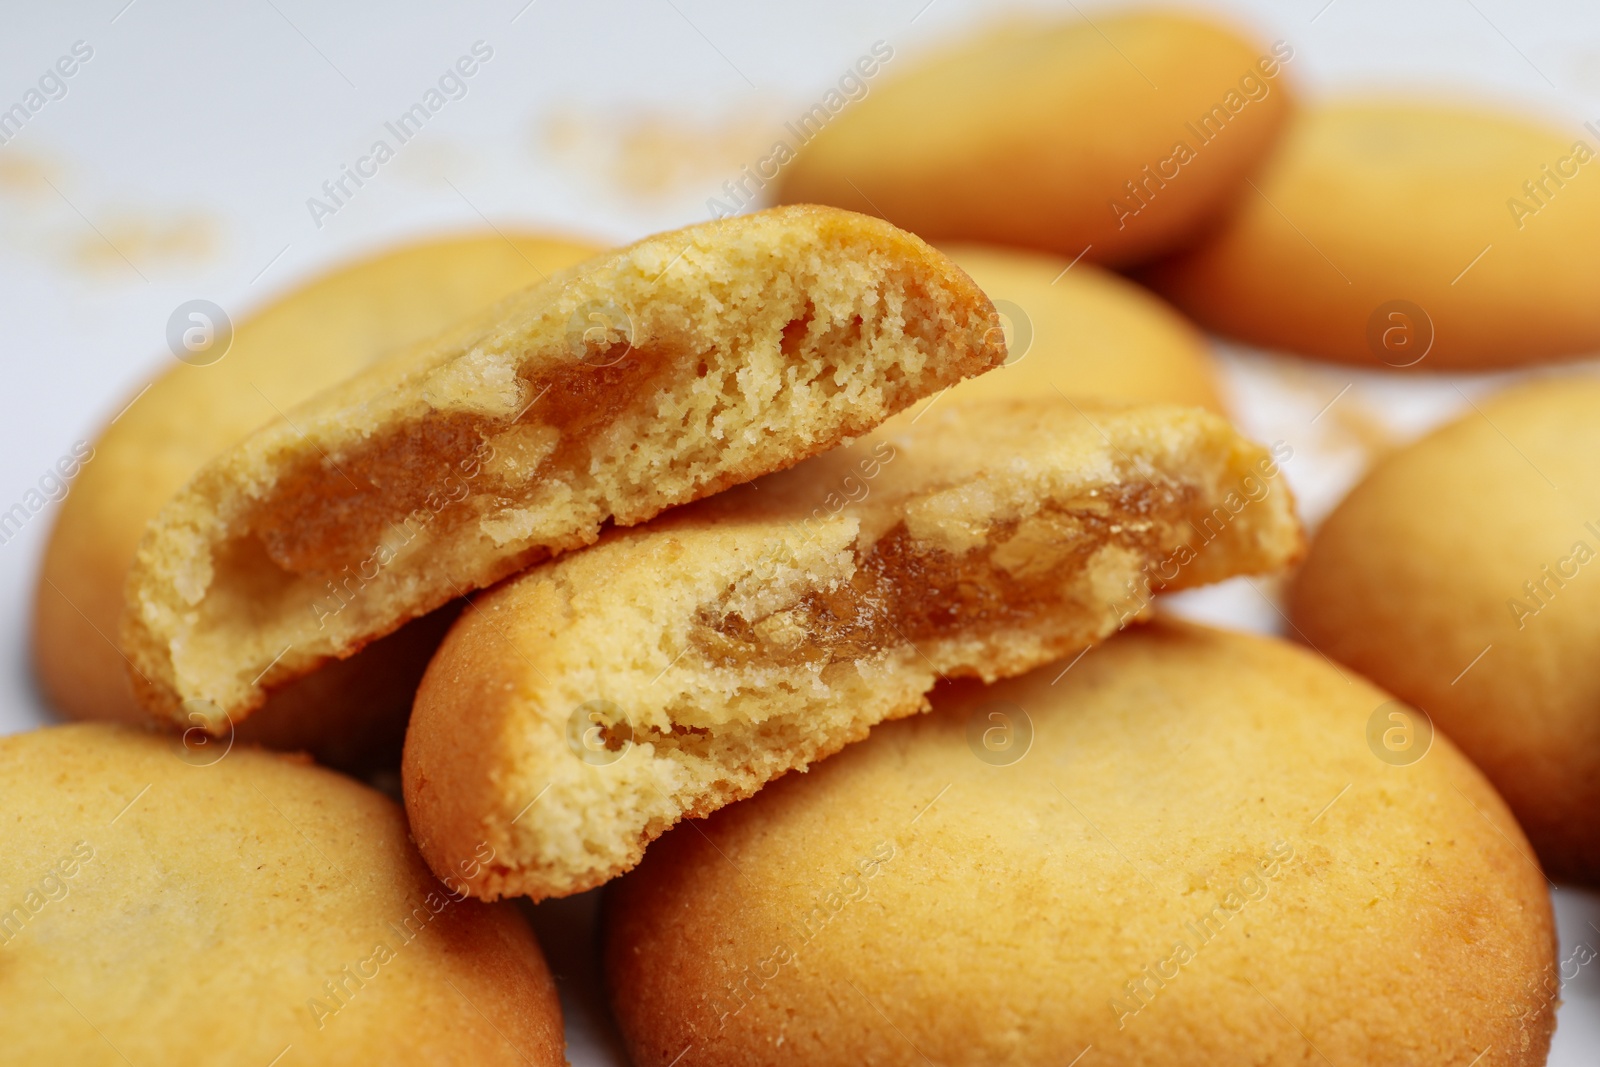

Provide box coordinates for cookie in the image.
[603,622,1556,1067]
[1144,100,1600,370]
[0,723,565,1065]
[1290,376,1600,883]
[122,205,1003,734]
[34,232,596,766]
[943,245,1224,412]
[404,400,1300,901]
[775,13,1294,267]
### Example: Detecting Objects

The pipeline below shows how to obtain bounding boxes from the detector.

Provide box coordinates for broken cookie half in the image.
[402,398,1304,901]
[122,205,1004,731]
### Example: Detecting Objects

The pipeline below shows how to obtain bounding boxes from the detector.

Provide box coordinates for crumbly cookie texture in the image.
[122,205,1003,731]
[403,399,1303,901]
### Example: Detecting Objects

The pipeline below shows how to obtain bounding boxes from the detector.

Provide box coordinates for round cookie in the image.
[1290,376,1600,883]
[604,622,1556,1067]
[942,245,1224,413]
[0,723,565,1065]
[33,232,599,765]
[775,12,1294,267]
[1144,100,1600,370]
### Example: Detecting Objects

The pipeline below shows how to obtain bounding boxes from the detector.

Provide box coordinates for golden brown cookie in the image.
[943,244,1224,413]
[33,232,597,766]
[122,205,1003,735]
[404,400,1300,901]
[1145,100,1600,370]
[775,12,1294,267]
[1290,376,1600,883]
[603,621,1556,1067]
[0,723,565,1065]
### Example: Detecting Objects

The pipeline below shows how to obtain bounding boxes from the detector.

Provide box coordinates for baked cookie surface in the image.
[1145,100,1600,369]
[776,12,1294,267]
[603,622,1556,1067]
[1290,376,1600,883]
[404,401,1300,901]
[0,723,565,1066]
[33,232,596,764]
[943,244,1224,413]
[122,205,1004,733]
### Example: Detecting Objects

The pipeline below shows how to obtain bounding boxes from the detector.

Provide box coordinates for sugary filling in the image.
[690,481,1201,671]
[247,345,676,580]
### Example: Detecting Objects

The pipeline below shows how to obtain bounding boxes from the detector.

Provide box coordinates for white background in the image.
[1,1,1596,1063]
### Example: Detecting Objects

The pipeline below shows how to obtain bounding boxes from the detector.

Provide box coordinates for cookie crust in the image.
[1146,100,1600,370]
[777,12,1294,267]
[0,724,565,1065]
[603,622,1556,1067]
[1290,376,1600,882]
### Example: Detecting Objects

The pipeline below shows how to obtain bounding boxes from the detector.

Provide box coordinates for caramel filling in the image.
[246,345,673,580]
[692,482,1201,670]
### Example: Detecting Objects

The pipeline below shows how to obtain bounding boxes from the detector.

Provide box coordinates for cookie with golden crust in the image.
[775,12,1294,267]
[1290,376,1600,883]
[943,244,1224,413]
[0,723,564,1066]
[603,622,1556,1067]
[33,232,597,766]
[122,205,1004,735]
[403,400,1300,901]
[1145,100,1600,370]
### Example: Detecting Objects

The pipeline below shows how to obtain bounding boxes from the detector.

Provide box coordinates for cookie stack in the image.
[15,7,1594,1066]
